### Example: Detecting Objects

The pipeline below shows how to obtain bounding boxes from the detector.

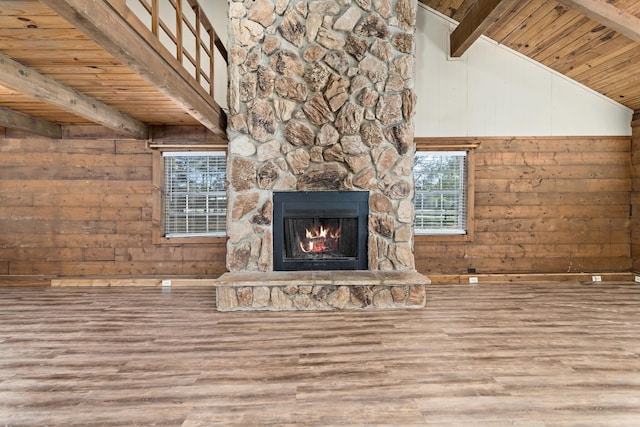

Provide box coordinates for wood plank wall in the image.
[632,112,640,271]
[0,130,226,278]
[0,132,633,279]
[415,137,632,275]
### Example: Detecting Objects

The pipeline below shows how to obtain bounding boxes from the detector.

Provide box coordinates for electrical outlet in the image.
[635,276,640,283]
[591,275,602,282]
[468,277,478,284]
[162,279,172,287]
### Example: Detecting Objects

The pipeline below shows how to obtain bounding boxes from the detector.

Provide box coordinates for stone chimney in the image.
[226,0,418,272]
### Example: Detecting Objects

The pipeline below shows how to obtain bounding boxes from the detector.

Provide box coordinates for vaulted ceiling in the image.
[0,0,638,140]
[421,0,640,112]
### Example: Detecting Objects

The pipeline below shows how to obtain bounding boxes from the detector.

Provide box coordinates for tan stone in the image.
[229,2,246,19]
[329,286,350,309]
[303,92,334,125]
[370,39,393,62]
[232,192,260,220]
[351,286,372,307]
[252,286,271,308]
[239,72,257,102]
[340,135,367,155]
[370,214,394,238]
[316,123,340,146]
[252,200,273,225]
[385,72,405,92]
[323,144,344,162]
[263,35,280,55]
[230,45,248,65]
[380,175,412,199]
[275,76,307,101]
[245,47,262,71]
[286,148,311,174]
[309,0,341,14]
[295,0,308,18]
[317,28,344,50]
[299,285,313,294]
[361,121,385,147]
[376,94,403,126]
[258,231,272,271]
[293,293,313,309]
[298,163,348,190]
[248,0,276,27]
[257,140,281,162]
[283,285,299,295]
[394,55,413,80]
[227,243,251,271]
[256,66,276,98]
[373,289,393,308]
[359,55,388,84]
[228,66,240,115]
[304,63,331,92]
[285,121,314,147]
[217,287,239,311]
[279,9,305,47]
[324,50,349,74]
[391,286,408,303]
[310,146,324,162]
[393,32,414,54]
[370,193,392,213]
[358,87,379,108]
[335,102,364,135]
[353,166,377,190]
[228,114,248,134]
[397,199,413,223]
[385,123,413,155]
[237,287,253,307]
[306,13,323,42]
[333,5,362,31]
[368,234,379,270]
[345,33,368,61]
[275,0,290,15]
[403,89,417,121]
[270,50,304,76]
[274,98,296,122]
[354,14,391,39]
[345,154,371,174]
[230,135,256,156]
[373,146,398,177]
[355,0,371,10]
[257,161,281,189]
[396,0,417,30]
[395,224,412,242]
[273,173,297,190]
[408,285,426,306]
[271,287,294,310]
[303,43,326,62]
[390,243,415,269]
[228,221,254,244]
[247,99,275,142]
[230,157,256,191]
[232,18,265,48]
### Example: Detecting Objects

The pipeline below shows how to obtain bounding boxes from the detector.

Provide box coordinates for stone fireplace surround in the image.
[216,0,429,311]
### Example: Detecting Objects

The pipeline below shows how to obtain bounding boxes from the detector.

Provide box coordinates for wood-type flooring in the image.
[1,281,640,426]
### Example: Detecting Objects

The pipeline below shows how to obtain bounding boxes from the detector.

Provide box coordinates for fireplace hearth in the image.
[273,191,368,271]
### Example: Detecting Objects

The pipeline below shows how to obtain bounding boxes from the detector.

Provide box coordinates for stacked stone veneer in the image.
[226,0,418,272]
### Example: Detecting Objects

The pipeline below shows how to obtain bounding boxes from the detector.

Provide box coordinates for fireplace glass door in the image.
[273,191,368,271]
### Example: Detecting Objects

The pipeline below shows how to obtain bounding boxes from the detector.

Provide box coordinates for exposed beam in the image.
[450,0,515,57]
[556,0,640,44]
[0,106,62,139]
[40,0,226,137]
[0,53,148,139]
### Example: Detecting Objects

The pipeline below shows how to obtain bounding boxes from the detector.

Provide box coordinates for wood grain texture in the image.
[1,282,640,426]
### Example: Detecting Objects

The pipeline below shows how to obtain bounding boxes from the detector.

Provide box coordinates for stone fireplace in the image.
[225,0,418,273]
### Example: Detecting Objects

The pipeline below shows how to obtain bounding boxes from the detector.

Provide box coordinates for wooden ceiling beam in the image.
[0,106,62,139]
[450,0,515,57]
[556,0,640,44]
[0,53,148,139]
[40,0,226,137]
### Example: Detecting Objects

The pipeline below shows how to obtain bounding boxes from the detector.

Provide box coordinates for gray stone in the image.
[230,157,256,191]
[232,191,260,220]
[247,100,276,142]
[230,135,256,156]
[284,120,314,147]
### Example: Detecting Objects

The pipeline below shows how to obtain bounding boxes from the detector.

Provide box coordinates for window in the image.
[162,151,226,238]
[414,151,468,235]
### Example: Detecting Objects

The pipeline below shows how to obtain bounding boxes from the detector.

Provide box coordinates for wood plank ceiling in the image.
[421,0,640,113]
[0,0,226,139]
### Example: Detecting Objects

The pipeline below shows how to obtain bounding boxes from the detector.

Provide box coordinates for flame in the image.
[299,223,341,254]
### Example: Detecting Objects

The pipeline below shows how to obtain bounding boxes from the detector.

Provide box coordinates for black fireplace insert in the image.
[273,191,368,271]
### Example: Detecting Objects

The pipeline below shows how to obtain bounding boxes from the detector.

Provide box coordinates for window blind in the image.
[414,151,467,235]
[163,151,226,237]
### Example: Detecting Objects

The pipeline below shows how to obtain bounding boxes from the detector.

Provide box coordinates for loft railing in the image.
[124,0,228,99]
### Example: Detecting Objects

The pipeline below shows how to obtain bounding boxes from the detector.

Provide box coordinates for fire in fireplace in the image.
[273,191,368,271]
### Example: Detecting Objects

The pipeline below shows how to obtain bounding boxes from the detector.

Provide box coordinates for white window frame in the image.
[414,150,469,236]
[162,151,226,238]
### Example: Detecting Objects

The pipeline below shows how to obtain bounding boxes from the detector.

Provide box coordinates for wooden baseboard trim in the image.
[427,272,635,284]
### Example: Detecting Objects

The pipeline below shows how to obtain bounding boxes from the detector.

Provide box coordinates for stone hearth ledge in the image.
[215,270,430,311]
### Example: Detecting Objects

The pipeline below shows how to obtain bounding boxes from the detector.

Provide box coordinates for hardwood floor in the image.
[1,281,640,426]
